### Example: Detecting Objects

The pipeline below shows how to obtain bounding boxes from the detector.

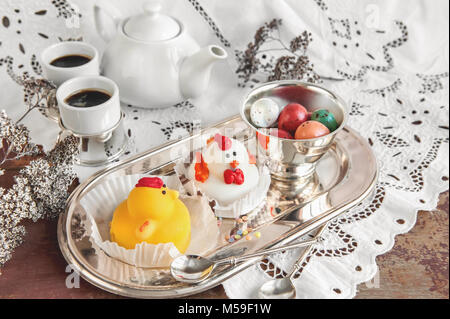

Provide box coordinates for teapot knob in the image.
[143,1,162,18]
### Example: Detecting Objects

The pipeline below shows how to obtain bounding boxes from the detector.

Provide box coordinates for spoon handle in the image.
[216,237,321,267]
[287,222,329,279]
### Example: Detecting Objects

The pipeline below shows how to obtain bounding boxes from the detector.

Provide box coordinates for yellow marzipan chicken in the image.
[110,177,191,253]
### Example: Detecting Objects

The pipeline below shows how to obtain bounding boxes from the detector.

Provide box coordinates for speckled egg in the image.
[310,109,339,132]
[250,98,280,128]
[294,121,330,140]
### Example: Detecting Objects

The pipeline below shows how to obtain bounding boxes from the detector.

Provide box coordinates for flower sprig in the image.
[0,77,78,269]
[235,19,320,87]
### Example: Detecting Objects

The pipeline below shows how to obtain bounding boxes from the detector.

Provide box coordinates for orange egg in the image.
[294,121,330,139]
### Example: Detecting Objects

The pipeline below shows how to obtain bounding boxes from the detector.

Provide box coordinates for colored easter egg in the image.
[311,109,339,132]
[250,98,280,128]
[294,121,330,140]
[269,128,293,139]
[278,103,308,133]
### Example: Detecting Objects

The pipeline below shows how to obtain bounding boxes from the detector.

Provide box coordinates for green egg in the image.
[311,109,339,132]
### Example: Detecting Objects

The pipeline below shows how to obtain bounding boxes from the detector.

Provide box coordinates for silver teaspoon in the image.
[170,237,321,283]
[258,223,328,299]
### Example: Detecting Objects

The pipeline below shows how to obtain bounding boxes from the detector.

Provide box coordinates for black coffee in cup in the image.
[50,54,92,68]
[65,89,111,108]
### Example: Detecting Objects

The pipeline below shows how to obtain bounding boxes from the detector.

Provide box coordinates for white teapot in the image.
[94,1,228,108]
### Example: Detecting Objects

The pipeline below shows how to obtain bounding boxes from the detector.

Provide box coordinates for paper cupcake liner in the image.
[80,174,220,268]
[175,161,271,219]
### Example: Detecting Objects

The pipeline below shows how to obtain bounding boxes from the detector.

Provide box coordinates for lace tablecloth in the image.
[1,0,448,298]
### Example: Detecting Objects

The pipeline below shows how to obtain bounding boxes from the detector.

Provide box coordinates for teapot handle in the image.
[93,0,122,42]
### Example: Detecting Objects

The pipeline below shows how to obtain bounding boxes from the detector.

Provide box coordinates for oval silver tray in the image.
[57,115,377,298]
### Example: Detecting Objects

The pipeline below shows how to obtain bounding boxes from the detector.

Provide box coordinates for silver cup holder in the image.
[58,111,128,166]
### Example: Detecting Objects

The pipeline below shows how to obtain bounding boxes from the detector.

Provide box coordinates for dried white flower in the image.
[0,110,41,166]
[0,110,79,268]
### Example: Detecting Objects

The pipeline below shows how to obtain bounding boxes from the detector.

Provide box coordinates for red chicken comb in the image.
[214,133,232,151]
[135,177,164,188]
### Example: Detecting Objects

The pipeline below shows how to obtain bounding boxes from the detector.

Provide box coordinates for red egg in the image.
[278,103,308,133]
[269,128,293,139]
[294,121,330,140]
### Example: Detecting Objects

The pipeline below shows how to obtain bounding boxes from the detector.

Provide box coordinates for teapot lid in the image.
[124,2,180,42]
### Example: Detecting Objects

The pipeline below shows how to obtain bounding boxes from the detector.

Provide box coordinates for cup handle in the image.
[41,89,61,123]
[93,0,122,42]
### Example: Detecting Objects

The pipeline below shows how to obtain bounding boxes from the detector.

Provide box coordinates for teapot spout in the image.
[180,45,227,99]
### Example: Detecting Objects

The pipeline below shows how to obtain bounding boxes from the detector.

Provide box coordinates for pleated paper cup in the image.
[80,174,221,268]
[175,162,271,219]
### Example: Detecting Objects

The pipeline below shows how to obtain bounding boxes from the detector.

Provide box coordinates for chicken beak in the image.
[230,160,239,169]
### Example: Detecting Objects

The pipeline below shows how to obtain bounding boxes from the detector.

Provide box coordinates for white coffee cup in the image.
[41,41,99,86]
[56,76,121,136]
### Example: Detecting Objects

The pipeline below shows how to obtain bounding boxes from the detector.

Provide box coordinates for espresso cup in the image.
[41,41,99,86]
[56,76,121,136]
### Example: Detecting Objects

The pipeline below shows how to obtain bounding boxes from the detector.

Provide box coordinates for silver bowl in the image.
[241,80,348,186]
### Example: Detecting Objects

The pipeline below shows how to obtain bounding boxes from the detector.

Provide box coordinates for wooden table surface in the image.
[0,158,448,298]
